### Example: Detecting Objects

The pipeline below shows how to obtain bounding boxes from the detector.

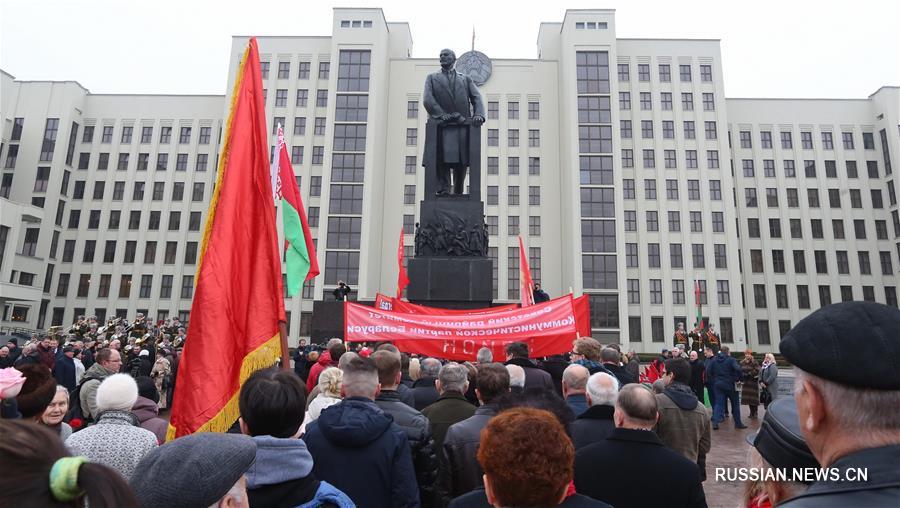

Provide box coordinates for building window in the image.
[507,101,519,119]
[619,92,631,110]
[407,101,418,119]
[700,64,712,81]
[801,131,814,149]
[508,186,519,206]
[528,101,539,119]
[316,90,328,107]
[318,61,330,80]
[528,129,540,147]
[679,64,692,82]
[705,121,717,140]
[702,93,715,111]
[508,129,519,147]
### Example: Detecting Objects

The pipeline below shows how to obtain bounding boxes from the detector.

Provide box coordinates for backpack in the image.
[66,375,101,427]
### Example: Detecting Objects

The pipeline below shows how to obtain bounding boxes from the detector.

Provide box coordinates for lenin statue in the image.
[423,48,486,196]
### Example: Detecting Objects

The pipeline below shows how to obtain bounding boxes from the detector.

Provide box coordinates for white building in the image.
[0,8,896,352]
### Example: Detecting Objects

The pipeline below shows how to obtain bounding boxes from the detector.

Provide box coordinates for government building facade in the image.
[1,8,897,353]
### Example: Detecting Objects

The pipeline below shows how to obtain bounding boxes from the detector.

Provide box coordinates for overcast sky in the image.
[2,0,898,98]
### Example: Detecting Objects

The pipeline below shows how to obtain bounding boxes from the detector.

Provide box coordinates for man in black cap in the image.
[130,432,257,508]
[779,301,900,507]
[745,396,818,506]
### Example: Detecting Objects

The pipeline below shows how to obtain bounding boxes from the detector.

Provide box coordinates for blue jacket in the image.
[52,355,77,391]
[304,397,419,508]
[245,434,353,508]
[705,353,741,391]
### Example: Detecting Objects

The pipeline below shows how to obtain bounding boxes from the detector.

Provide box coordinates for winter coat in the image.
[304,395,342,430]
[740,357,760,406]
[570,404,616,450]
[505,357,555,392]
[566,393,589,417]
[689,359,706,401]
[624,358,640,383]
[65,410,158,481]
[52,355,77,391]
[376,389,438,508]
[654,382,711,463]
[602,362,638,387]
[541,356,569,396]
[74,358,85,385]
[303,397,418,508]
[421,392,476,452]
[760,363,779,400]
[245,435,354,508]
[574,358,614,377]
[131,396,168,444]
[78,362,116,421]
[395,381,417,408]
[412,377,440,411]
[778,445,900,508]
[439,404,498,503]
[305,351,335,394]
[574,428,707,508]
[705,352,741,392]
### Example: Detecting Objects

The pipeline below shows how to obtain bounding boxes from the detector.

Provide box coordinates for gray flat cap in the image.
[130,432,256,508]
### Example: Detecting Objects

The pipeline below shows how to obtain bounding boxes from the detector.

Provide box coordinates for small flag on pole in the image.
[694,279,703,330]
[519,236,535,307]
[397,228,410,298]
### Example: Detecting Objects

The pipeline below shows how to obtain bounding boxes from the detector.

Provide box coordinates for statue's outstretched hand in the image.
[472,115,485,127]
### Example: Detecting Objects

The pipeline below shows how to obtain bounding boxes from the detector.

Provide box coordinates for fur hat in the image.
[96,373,139,412]
[15,364,57,418]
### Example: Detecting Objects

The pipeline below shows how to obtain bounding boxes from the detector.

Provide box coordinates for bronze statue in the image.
[423,48,486,196]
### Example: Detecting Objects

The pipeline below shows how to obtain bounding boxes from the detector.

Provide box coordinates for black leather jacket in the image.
[438,404,499,506]
[778,445,900,507]
[375,389,439,508]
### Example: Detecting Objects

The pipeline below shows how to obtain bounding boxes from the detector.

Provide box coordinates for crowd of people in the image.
[1,301,899,508]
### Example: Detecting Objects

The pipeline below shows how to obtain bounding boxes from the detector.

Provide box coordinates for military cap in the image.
[747,396,819,475]
[780,301,900,389]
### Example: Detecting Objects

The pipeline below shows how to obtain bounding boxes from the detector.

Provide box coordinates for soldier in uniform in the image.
[685,323,702,352]
[705,324,721,354]
[673,322,689,349]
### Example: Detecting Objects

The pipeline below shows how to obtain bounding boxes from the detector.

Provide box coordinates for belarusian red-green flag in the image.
[273,124,319,295]
[167,37,285,439]
[695,279,703,330]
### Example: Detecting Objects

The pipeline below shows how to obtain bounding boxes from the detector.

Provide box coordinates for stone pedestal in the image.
[407,257,493,308]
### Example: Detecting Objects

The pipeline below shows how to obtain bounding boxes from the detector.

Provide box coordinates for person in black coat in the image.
[688,350,706,403]
[332,281,352,301]
[412,358,442,410]
[570,372,618,449]
[541,354,569,397]
[532,283,551,303]
[504,342,555,393]
[303,356,418,507]
[599,347,637,386]
[372,350,438,508]
[52,347,77,391]
[574,385,707,508]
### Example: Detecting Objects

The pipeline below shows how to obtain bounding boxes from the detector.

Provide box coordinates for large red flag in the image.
[167,37,285,439]
[519,236,535,307]
[397,229,410,298]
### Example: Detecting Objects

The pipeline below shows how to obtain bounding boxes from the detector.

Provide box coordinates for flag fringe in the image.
[165,332,281,441]
[195,44,251,282]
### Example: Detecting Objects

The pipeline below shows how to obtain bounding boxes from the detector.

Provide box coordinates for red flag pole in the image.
[279,321,290,371]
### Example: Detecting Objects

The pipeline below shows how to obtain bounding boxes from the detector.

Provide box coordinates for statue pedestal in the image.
[407,256,493,309]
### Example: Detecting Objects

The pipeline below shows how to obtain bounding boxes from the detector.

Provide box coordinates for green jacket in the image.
[421,392,475,452]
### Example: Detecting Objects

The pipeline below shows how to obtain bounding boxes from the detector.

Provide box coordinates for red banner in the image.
[347,295,579,361]
[374,293,518,314]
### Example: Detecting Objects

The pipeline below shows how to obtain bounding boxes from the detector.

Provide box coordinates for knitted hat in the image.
[14,364,57,418]
[130,433,257,508]
[95,374,139,412]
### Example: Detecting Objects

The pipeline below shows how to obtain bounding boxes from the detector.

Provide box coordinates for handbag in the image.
[760,387,772,405]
